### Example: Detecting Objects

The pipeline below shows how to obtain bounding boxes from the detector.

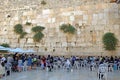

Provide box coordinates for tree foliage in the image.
[25,22,32,25]
[41,0,47,5]
[32,26,45,42]
[20,32,27,38]
[1,43,10,48]
[32,26,45,33]
[33,32,44,42]
[14,24,23,34]
[0,43,10,53]
[14,24,27,38]
[60,24,76,34]
[102,32,118,51]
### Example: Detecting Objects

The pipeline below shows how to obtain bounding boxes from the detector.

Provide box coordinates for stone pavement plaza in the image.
[1,69,120,80]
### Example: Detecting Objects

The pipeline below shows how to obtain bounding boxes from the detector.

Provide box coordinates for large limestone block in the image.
[62,42,67,47]
[42,9,51,15]
[69,15,75,21]
[23,12,27,16]
[100,19,107,25]
[73,10,83,15]
[92,20,97,25]
[48,18,56,23]
[27,38,33,43]
[20,39,26,43]
[25,27,32,33]
[14,17,19,21]
[10,21,14,25]
[56,42,61,48]
[98,13,104,20]
[83,15,88,20]
[93,14,98,20]
[27,11,34,15]
[61,12,71,16]
[71,42,76,47]
[114,25,119,30]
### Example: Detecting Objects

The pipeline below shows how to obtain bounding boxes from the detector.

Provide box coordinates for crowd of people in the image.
[0,53,120,79]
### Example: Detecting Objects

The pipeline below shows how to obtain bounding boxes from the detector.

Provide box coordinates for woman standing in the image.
[27,55,32,70]
[0,62,5,78]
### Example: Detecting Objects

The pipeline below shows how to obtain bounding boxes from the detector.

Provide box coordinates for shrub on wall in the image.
[25,22,32,25]
[14,24,27,38]
[33,32,44,42]
[32,26,45,42]
[60,23,76,51]
[20,32,27,38]
[32,26,45,32]
[0,43,10,53]
[1,43,10,47]
[41,0,47,5]
[14,24,23,34]
[60,23,76,34]
[102,32,118,51]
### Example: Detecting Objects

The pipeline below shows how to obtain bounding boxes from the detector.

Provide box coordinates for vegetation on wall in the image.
[32,26,45,32]
[102,32,118,51]
[1,43,10,47]
[60,23,76,51]
[32,26,45,42]
[14,24,27,39]
[33,32,44,42]
[25,22,32,25]
[41,0,47,5]
[20,32,27,39]
[45,47,47,51]
[60,23,76,34]
[0,43,10,53]
[14,24,23,34]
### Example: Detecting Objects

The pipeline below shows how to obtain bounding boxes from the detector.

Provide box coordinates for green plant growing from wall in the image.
[20,32,27,38]
[14,24,27,39]
[32,26,45,42]
[14,24,23,34]
[60,24,76,34]
[41,0,47,5]
[32,26,45,32]
[0,43,10,53]
[33,32,44,42]
[60,23,76,51]
[1,43,10,47]
[45,47,47,51]
[25,22,32,25]
[102,32,118,51]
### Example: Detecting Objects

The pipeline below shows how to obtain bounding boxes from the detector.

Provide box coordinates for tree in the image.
[102,32,118,51]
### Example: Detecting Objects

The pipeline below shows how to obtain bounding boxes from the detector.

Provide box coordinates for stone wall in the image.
[0,0,120,56]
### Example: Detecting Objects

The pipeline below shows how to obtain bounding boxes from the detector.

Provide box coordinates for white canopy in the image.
[0,48,11,51]
[25,49,36,53]
[0,46,5,49]
[9,48,25,53]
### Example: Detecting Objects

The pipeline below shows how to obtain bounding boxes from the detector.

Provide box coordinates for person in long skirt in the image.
[0,62,5,78]
[27,56,32,70]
